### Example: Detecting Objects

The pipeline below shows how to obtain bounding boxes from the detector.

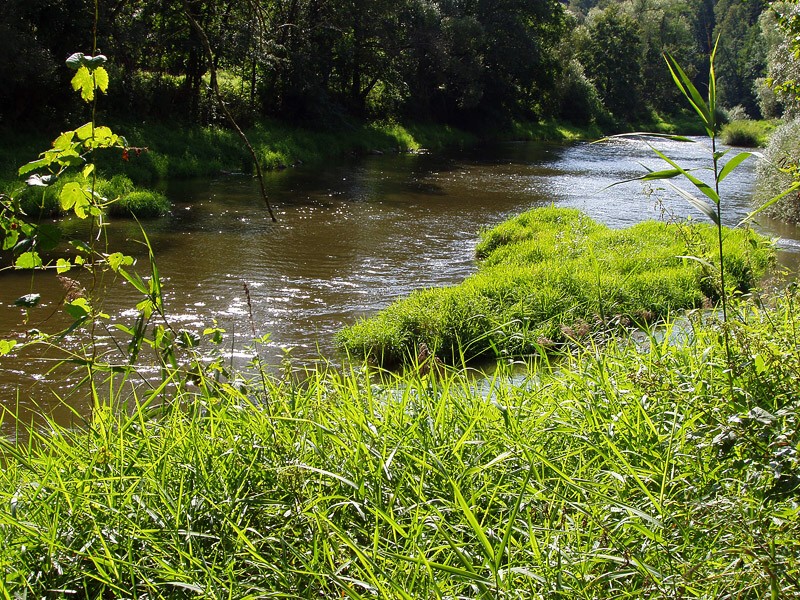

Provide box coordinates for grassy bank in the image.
[2,287,799,597]
[1,117,604,191]
[338,207,774,367]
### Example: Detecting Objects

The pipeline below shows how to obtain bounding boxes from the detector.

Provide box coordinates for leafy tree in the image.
[713,0,768,115]
[758,1,800,117]
[622,0,703,113]
[580,5,645,120]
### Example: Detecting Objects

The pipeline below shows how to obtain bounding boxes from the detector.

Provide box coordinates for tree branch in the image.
[182,0,277,222]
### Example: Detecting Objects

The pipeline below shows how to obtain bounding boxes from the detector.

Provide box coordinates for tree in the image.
[713,0,768,115]
[757,1,800,118]
[580,5,645,120]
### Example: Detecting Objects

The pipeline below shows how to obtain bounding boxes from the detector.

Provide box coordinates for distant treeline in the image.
[0,0,792,130]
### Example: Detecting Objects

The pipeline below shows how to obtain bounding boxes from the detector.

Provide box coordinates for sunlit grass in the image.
[339,207,775,366]
[3,290,800,597]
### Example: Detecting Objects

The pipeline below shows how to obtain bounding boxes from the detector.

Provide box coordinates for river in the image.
[2,136,799,424]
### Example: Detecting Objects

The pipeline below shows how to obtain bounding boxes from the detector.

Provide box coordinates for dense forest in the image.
[1,0,794,131]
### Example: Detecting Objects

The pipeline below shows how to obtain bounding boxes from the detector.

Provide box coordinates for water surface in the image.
[2,137,798,423]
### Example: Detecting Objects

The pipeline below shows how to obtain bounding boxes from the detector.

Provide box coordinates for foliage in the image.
[337,207,773,366]
[759,1,800,118]
[755,118,800,223]
[551,58,612,127]
[712,0,767,116]
[578,5,645,122]
[720,118,776,146]
[108,189,171,219]
[1,0,781,131]
[3,290,800,597]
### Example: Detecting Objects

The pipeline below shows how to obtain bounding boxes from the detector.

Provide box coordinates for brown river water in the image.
[2,137,799,426]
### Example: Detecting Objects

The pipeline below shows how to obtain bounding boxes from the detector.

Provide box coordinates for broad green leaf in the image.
[71,68,94,102]
[85,54,108,68]
[86,126,120,149]
[18,157,51,176]
[74,122,94,141]
[14,294,41,308]
[52,131,76,151]
[70,240,93,254]
[14,251,42,269]
[37,223,61,251]
[107,252,134,272]
[82,163,95,179]
[3,228,19,250]
[56,258,72,274]
[65,52,85,70]
[0,340,17,356]
[59,182,82,211]
[59,182,91,218]
[64,298,91,320]
[71,66,95,102]
[94,66,109,94]
[56,153,85,168]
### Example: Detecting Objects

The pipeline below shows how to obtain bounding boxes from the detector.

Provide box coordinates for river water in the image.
[2,136,799,423]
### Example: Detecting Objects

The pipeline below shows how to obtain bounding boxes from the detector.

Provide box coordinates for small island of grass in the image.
[338,207,774,366]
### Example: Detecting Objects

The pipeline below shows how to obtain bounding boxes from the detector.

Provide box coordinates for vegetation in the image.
[755,118,800,223]
[3,289,800,597]
[338,207,773,366]
[108,189,170,219]
[1,2,800,598]
[0,0,788,134]
[720,119,777,146]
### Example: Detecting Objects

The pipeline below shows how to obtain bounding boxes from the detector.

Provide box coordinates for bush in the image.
[755,118,800,223]
[720,119,775,147]
[555,60,612,127]
[96,174,134,200]
[109,189,170,218]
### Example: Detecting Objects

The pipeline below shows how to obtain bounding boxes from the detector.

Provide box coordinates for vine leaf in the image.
[94,67,109,94]
[14,252,42,269]
[0,340,17,356]
[64,298,91,320]
[59,182,91,218]
[71,66,96,102]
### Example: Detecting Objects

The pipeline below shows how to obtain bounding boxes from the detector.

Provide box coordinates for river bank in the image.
[2,116,800,597]
[0,117,601,190]
[2,288,799,597]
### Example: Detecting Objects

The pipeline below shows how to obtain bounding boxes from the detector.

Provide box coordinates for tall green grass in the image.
[2,289,799,597]
[720,119,777,147]
[338,207,774,366]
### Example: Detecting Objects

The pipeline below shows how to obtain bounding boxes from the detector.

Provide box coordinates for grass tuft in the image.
[338,207,774,366]
[720,119,777,147]
[2,290,800,597]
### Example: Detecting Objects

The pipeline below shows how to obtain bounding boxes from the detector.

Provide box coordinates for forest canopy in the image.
[0,0,788,130]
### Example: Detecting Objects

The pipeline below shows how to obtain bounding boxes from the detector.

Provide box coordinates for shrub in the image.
[109,189,170,218]
[755,118,800,223]
[96,174,134,200]
[720,119,775,147]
